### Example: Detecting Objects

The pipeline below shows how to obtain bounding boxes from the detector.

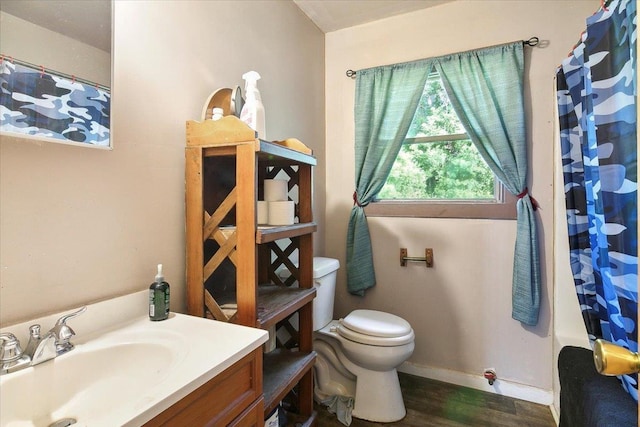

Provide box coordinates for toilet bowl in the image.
[304,257,415,423]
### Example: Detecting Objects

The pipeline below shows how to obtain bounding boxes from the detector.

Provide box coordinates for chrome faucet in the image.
[0,306,87,375]
[24,324,57,365]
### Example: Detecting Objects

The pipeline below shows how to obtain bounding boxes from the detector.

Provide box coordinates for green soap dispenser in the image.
[149,264,170,321]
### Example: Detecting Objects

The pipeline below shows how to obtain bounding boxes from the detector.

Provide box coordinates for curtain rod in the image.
[345,36,539,78]
[1,54,110,91]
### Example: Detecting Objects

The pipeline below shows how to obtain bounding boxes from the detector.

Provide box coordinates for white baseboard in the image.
[550,402,560,425]
[398,361,554,406]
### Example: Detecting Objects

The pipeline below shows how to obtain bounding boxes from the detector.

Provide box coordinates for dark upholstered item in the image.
[558,346,638,427]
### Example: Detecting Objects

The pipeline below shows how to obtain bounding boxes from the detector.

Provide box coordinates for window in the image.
[366,71,516,219]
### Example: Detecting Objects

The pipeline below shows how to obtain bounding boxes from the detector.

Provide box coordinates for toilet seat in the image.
[337,310,414,347]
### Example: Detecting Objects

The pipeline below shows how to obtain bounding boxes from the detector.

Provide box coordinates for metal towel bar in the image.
[400,248,433,268]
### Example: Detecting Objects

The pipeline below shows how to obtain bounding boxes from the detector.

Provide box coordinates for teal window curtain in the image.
[347,60,433,295]
[435,42,540,325]
[350,42,540,325]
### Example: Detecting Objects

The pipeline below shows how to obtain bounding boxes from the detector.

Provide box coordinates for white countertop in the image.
[0,291,268,427]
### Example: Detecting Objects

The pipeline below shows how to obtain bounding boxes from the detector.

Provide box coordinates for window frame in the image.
[368,146,517,219]
[365,187,517,219]
[367,72,518,220]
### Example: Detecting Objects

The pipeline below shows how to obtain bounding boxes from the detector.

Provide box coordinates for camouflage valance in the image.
[0,60,110,147]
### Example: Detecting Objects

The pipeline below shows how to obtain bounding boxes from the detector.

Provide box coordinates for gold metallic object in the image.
[400,248,434,268]
[593,339,640,376]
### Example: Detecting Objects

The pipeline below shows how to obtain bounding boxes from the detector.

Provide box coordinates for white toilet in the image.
[309,257,415,423]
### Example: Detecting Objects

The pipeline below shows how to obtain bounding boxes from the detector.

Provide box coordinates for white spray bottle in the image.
[240,71,266,140]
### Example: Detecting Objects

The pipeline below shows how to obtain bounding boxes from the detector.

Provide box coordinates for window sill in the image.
[364,193,517,220]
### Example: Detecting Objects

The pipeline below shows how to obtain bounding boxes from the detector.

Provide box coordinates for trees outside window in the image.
[378,73,496,201]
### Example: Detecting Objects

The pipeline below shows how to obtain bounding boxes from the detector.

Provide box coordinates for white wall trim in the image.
[399,361,554,406]
[550,402,560,425]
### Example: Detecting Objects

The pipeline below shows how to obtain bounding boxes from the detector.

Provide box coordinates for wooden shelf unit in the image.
[208,284,316,330]
[185,116,317,424]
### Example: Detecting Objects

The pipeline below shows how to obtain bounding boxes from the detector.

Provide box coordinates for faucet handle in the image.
[55,306,87,328]
[0,332,31,375]
[51,306,87,354]
[0,333,24,362]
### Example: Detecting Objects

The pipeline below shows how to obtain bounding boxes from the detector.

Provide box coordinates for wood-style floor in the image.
[314,373,556,427]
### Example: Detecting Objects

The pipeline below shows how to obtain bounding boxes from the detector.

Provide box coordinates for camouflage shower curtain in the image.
[556,0,637,401]
[0,60,110,146]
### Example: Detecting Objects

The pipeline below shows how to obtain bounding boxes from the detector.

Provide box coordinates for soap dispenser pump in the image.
[149,264,170,321]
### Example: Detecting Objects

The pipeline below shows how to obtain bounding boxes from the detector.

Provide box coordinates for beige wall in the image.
[1,0,599,406]
[0,0,325,325]
[0,11,110,87]
[324,0,599,397]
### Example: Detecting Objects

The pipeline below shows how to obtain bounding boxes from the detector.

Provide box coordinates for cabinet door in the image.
[228,397,264,427]
[143,349,262,426]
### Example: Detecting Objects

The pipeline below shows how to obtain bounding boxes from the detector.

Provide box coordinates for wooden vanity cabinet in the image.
[143,348,263,426]
[185,117,317,425]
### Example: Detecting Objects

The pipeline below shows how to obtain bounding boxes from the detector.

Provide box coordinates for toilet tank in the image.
[312,257,340,331]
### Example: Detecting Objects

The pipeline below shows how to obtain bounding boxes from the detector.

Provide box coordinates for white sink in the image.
[0,292,268,427]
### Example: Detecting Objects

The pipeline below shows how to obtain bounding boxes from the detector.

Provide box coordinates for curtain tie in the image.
[353,191,365,207]
[517,187,539,210]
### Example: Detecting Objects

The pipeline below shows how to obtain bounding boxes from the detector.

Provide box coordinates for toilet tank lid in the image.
[341,309,412,338]
[276,257,340,280]
[313,257,340,278]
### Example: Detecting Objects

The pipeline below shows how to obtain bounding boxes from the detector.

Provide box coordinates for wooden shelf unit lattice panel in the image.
[193,160,314,349]
[185,117,317,424]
